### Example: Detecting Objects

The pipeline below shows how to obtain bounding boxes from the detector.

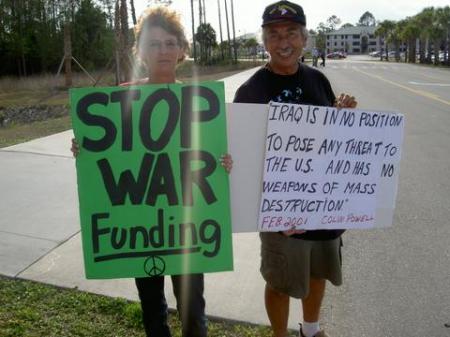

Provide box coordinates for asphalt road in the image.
[317,56,450,337]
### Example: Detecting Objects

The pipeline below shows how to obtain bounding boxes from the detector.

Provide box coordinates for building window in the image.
[352,41,360,46]
[369,41,376,46]
[334,42,337,46]
[353,48,360,53]
[353,34,359,38]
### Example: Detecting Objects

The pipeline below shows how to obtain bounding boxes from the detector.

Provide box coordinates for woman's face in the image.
[139,26,184,77]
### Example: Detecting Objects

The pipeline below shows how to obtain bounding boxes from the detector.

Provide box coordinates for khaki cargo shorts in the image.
[260,232,343,299]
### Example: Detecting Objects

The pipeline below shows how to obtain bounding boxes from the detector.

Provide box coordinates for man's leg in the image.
[301,278,326,323]
[265,283,290,337]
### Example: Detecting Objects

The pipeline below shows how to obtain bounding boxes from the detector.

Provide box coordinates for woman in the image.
[72,6,232,337]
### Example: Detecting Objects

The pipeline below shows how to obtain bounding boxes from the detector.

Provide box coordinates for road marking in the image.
[353,68,450,106]
[409,81,450,87]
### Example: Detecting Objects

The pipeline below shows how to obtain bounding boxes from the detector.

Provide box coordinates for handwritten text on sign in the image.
[258,102,404,231]
[70,82,233,279]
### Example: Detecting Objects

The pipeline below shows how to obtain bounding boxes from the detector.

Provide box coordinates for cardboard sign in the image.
[258,101,404,231]
[70,82,233,279]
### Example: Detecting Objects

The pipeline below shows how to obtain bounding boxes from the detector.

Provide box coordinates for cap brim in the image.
[261,18,305,27]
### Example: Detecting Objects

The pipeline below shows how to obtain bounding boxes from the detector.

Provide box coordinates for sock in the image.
[301,321,320,337]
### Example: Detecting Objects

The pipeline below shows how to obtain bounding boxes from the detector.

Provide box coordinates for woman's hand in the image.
[220,153,233,174]
[334,93,357,109]
[71,138,80,157]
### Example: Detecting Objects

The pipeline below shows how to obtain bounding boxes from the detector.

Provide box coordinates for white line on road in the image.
[408,81,450,87]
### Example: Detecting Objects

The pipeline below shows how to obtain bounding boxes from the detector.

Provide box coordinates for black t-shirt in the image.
[234,63,344,241]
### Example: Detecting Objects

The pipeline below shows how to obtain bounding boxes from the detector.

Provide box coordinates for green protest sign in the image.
[70,81,233,279]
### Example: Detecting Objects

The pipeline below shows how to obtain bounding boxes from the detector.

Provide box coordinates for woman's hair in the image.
[134,6,189,63]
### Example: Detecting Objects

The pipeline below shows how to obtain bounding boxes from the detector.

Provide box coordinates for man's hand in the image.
[282,228,306,236]
[334,93,357,109]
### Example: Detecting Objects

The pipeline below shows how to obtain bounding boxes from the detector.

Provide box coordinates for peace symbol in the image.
[144,256,166,276]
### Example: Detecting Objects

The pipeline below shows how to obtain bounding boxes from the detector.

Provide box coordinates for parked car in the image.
[326,51,346,59]
[369,51,381,57]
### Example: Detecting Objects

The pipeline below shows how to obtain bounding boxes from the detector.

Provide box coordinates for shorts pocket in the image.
[260,248,288,292]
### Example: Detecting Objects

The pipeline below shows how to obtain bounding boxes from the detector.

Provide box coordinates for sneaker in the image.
[299,324,330,337]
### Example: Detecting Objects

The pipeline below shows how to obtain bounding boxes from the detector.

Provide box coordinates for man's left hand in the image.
[334,93,357,109]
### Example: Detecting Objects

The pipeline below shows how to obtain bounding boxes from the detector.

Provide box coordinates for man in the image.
[234,1,356,337]
[312,48,319,67]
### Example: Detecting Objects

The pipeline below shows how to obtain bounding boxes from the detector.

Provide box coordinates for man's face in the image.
[264,21,306,73]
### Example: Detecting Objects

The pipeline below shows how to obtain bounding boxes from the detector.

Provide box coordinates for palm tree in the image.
[400,17,420,63]
[393,19,408,62]
[415,7,434,63]
[439,6,450,65]
[195,23,217,64]
[375,20,395,61]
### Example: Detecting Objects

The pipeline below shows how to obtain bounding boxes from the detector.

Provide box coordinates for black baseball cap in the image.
[262,1,306,27]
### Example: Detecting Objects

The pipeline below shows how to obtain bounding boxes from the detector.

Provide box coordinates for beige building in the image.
[325,26,379,54]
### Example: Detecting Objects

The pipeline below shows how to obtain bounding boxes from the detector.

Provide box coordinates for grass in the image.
[0,275,273,337]
[0,116,72,148]
[0,60,264,148]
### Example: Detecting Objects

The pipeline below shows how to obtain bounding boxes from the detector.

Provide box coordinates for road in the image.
[317,56,450,337]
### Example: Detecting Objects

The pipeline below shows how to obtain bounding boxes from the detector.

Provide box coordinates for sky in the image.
[134,0,450,41]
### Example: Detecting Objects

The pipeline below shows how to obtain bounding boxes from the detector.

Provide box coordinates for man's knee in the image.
[266,283,289,299]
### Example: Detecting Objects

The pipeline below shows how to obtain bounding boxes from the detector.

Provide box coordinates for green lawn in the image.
[0,116,72,148]
[0,276,273,337]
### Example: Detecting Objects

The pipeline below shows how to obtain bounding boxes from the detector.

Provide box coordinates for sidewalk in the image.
[0,68,302,329]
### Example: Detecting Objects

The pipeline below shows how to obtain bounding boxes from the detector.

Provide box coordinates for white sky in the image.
[134,0,450,40]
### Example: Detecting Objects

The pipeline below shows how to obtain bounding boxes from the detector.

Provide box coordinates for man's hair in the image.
[262,24,308,44]
[134,6,189,63]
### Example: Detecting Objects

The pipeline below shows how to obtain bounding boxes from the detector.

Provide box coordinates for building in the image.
[325,26,380,54]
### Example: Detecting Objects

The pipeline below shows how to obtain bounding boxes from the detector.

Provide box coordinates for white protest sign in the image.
[257,101,404,231]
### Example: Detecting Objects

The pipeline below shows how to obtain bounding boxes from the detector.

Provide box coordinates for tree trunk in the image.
[64,22,72,87]
[230,0,237,63]
[202,0,206,24]
[408,38,416,63]
[426,38,432,63]
[129,0,137,25]
[224,0,232,59]
[379,37,383,61]
[198,0,203,25]
[433,39,440,65]
[217,0,224,59]
[419,38,426,63]
[385,42,389,61]
[120,0,130,81]
[190,0,197,62]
